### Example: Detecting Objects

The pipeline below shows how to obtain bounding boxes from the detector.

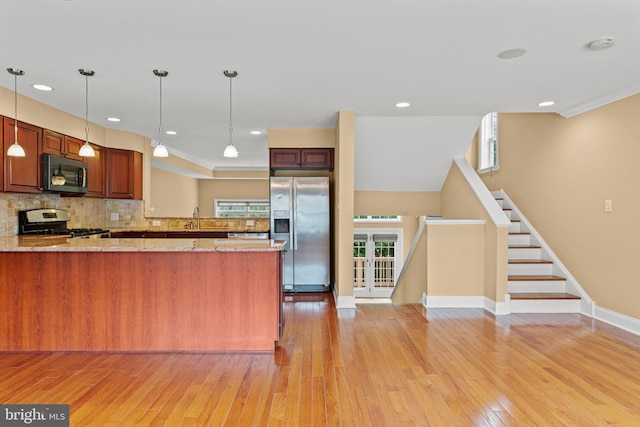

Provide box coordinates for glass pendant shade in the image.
[223,143,238,158]
[79,142,95,157]
[153,143,169,157]
[7,140,26,157]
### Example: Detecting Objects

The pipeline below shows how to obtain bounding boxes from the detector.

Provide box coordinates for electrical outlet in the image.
[152,220,161,226]
[246,220,255,226]
[111,212,120,221]
[604,200,613,213]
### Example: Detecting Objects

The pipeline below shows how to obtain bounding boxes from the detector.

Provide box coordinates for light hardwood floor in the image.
[1,293,640,426]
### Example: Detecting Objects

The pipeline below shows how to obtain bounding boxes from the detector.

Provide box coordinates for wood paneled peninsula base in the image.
[0,237,285,352]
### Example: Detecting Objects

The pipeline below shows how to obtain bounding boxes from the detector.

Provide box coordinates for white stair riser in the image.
[509,222,521,233]
[510,299,581,313]
[508,247,541,259]
[496,199,504,208]
[508,234,531,246]
[508,263,553,276]
[508,280,566,293]
[503,210,512,220]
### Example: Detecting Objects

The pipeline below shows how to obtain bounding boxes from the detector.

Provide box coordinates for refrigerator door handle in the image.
[292,182,297,250]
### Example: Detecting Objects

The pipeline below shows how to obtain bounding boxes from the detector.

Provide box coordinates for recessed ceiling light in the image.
[165,130,177,135]
[32,84,53,91]
[497,48,527,60]
[106,117,121,122]
[250,130,262,135]
[538,101,555,107]
[395,102,410,108]
[587,37,614,51]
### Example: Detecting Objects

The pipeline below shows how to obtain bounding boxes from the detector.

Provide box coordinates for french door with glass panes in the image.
[353,230,401,298]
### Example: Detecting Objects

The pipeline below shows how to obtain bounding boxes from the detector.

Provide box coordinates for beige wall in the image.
[149,168,199,217]
[334,112,355,299]
[268,128,335,148]
[197,178,270,217]
[426,223,485,297]
[441,162,509,302]
[483,100,640,319]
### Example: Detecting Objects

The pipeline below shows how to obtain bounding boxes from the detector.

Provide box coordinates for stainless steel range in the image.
[18,208,110,238]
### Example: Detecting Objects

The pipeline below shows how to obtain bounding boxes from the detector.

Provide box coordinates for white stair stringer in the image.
[493,190,594,315]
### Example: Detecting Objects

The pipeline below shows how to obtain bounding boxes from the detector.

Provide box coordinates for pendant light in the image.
[6,68,26,157]
[78,69,96,157]
[153,69,169,157]
[223,70,239,158]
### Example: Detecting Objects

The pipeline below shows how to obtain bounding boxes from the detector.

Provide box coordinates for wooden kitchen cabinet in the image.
[0,118,3,191]
[106,148,142,200]
[42,130,83,160]
[3,118,42,193]
[270,148,333,170]
[85,143,106,198]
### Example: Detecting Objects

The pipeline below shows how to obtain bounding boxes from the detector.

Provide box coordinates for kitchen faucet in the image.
[193,206,200,229]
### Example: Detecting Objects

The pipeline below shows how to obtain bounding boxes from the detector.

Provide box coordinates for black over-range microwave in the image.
[42,153,89,194]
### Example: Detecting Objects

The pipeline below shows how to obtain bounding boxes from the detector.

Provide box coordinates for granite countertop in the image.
[110,227,269,233]
[0,236,286,252]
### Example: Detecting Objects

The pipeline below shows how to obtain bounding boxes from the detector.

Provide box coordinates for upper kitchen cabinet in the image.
[270,148,334,171]
[85,143,106,198]
[106,148,142,199]
[2,118,42,193]
[42,130,83,160]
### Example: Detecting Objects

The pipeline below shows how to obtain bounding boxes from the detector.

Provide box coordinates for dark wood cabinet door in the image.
[106,148,134,199]
[0,118,3,191]
[3,118,42,193]
[42,131,83,160]
[270,148,334,170]
[300,148,334,169]
[85,144,106,198]
[270,148,301,169]
[64,136,84,160]
[42,130,65,156]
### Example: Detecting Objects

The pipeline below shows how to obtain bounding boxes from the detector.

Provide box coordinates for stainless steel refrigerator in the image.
[270,176,330,292]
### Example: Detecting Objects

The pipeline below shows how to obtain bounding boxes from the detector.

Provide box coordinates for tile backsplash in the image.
[0,193,146,236]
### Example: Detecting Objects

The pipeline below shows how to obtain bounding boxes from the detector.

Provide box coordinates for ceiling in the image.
[2,0,640,173]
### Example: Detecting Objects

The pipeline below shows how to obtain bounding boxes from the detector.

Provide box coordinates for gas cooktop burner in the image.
[18,209,110,238]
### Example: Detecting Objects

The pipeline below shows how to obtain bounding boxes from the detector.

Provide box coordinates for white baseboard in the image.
[594,305,640,337]
[333,288,356,309]
[425,296,485,308]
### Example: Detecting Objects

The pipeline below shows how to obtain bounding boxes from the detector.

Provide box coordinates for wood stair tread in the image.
[508,275,565,281]
[509,293,580,300]
[509,232,530,235]
[509,259,553,264]
[509,245,541,249]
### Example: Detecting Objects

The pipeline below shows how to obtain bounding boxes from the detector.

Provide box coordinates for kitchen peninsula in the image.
[0,237,285,352]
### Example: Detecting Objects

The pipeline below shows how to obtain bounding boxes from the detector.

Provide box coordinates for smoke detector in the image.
[588,38,614,51]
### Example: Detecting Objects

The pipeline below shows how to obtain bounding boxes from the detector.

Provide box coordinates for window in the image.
[353,215,402,222]
[215,200,270,218]
[477,112,499,173]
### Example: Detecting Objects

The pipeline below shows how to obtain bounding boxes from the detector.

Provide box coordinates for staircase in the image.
[494,192,583,313]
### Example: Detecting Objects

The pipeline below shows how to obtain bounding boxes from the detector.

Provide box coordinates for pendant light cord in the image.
[159,74,163,144]
[228,74,233,144]
[85,74,89,142]
[14,73,18,135]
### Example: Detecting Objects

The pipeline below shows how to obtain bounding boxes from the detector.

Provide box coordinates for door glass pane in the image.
[353,241,366,289]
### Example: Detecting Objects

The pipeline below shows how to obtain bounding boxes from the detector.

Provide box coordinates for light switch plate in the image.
[246,220,255,226]
[152,220,161,226]
[111,212,120,221]
[604,200,613,213]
